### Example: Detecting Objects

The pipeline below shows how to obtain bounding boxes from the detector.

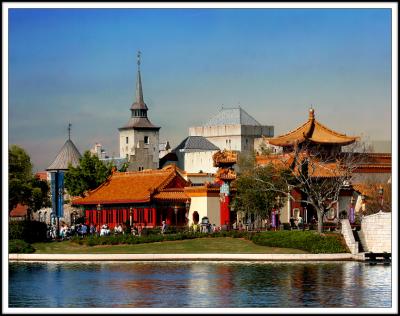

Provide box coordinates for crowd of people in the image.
[47,222,152,240]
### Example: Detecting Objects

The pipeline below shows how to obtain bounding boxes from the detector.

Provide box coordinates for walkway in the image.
[9,253,365,262]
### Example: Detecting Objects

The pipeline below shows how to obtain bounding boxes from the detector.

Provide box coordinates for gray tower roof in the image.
[120,51,160,131]
[173,136,220,152]
[204,107,261,126]
[46,139,82,171]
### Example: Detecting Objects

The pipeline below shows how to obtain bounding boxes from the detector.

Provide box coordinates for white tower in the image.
[118,51,160,170]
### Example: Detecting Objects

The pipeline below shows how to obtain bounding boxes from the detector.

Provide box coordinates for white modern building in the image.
[189,107,274,155]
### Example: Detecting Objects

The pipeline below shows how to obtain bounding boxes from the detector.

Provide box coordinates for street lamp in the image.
[361,195,366,213]
[349,196,355,224]
[174,205,178,228]
[185,199,190,225]
[378,186,384,210]
[96,203,102,226]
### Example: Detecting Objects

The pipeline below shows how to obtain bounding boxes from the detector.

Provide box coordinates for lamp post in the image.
[185,199,190,226]
[96,203,101,227]
[129,206,133,227]
[174,205,178,228]
[378,186,384,211]
[349,196,355,225]
[361,195,366,214]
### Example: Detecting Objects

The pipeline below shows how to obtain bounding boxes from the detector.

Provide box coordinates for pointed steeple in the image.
[119,51,160,131]
[46,123,82,171]
[131,50,148,115]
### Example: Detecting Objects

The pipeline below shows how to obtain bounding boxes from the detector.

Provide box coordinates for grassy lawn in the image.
[32,237,308,254]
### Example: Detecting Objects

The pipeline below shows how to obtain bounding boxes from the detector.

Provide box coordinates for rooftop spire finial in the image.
[309,106,315,120]
[68,123,72,140]
[137,50,141,69]
[135,50,144,104]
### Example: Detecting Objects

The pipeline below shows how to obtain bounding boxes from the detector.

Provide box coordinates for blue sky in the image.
[7,8,392,171]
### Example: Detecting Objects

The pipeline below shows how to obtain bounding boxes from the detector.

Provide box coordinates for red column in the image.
[220,195,230,226]
[152,207,156,227]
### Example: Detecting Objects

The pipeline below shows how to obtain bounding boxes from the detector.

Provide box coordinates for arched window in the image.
[192,211,199,224]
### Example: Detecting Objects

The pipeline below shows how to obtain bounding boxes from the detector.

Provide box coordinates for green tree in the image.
[9,145,51,214]
[64,150,113,197]
[233,152,287,222]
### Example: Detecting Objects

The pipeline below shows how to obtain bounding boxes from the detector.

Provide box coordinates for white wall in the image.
[184,151,218,174]
[119,129,159,164]
[188,196,220,226]
[358,211,391,253]
[189,124,273,154]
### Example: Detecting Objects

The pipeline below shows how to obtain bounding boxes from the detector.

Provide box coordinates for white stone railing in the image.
[341,219,359,254]
[358,211,391,253]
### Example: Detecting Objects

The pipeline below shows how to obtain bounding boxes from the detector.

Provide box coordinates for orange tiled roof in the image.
[10,204,28,217]
[72,165,189,205]
[35,171,48,181]
[352,183,390,198]
[267,108,359,147]
[153,188,190,201]
[256,153,346,178]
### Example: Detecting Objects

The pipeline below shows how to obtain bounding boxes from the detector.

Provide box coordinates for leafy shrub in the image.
[9,239,35,253]
[9,220,48,243]
[251,231,349,253]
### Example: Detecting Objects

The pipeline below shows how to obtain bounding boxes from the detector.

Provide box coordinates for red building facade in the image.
[72,165,190,229]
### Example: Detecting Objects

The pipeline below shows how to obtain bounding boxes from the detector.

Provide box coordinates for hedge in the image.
[9,239,35,253]
[65,230,349,253]
[250,231,349,253]
[9,220,48,243]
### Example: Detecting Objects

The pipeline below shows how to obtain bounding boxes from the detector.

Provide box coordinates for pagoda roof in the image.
[267,108,359,147]
[46,139,82,171]
[256,153,346,178]
[72,165,189,205]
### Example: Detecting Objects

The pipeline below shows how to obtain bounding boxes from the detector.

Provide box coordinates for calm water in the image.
[9,261,391,308]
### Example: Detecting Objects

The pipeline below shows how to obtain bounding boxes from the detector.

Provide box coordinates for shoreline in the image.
[9,253,365,262]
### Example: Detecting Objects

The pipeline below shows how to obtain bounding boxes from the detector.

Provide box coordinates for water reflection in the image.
[9,261,391,308]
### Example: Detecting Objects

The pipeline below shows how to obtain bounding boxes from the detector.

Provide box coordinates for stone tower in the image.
[118,51,160,171]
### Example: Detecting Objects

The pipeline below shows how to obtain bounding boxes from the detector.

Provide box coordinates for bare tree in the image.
[254,140,370,233]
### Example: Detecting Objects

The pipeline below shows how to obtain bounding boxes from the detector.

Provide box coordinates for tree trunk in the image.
[317,210,324,233]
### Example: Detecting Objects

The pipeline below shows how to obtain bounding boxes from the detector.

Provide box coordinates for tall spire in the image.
[135,50,145,106]
[131,50,148,114]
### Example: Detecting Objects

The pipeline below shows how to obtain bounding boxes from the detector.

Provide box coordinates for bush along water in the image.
[67,229,348,253]
[9,220,48,243]
[250,230,349,253]
[9,239,35,253]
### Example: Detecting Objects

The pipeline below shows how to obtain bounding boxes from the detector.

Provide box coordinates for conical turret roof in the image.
[46,139,82,171]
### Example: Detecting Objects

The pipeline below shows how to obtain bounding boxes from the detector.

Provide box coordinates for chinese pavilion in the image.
[72,165,191,229]
[257,108,360,224]
[266,107,359,156]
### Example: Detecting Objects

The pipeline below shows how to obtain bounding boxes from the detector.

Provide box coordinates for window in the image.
[126,137,129,144]
[148,209,153,223]
[144,136,149,144]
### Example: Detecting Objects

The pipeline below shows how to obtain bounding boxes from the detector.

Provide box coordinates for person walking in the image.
[161,221,167,234]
